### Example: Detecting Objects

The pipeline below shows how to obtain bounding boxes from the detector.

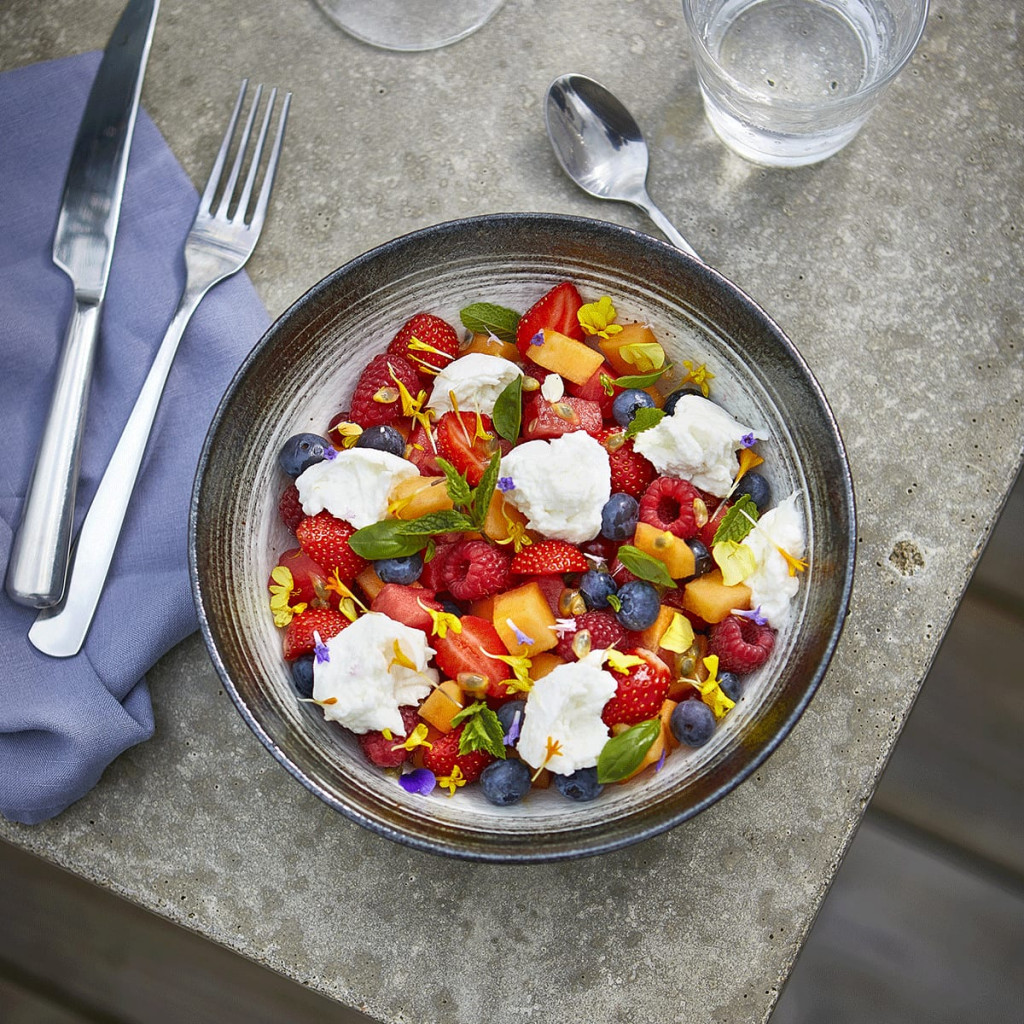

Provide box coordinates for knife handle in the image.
[5,295,101,608]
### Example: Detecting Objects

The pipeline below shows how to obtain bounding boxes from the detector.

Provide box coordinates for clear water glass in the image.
[681,0,929,167]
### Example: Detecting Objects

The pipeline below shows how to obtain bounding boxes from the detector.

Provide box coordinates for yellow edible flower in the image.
[482,649,533,693]
[777,547,809,576]
[532,735,564,781]
[577,296,623,338]
[604,649,646,674]
[391,723,433,753]
[698,654,735,720]
[493,509,532,554]
[437,764,466,796]
[405,335,451,376]
[330,420,363,448]
[659,612,695,654]
[618,339,665,373]
[389,364,434,436]
[681,360,715,397]
[417,598,463,639]
[713,540,758,587]
[389,640,417,672]
[268,565,307,627]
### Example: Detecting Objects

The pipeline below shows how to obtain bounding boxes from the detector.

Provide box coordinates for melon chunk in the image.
[681,570,752,624]
[598,322,664,376]
[529,651,565,680]
[526,329,605,385]
[389,476,454,519]
[623,699,678,780]
[633,521,696,579]
[492,581,559,656]
[461,332,521,362]
[417,680,465,734]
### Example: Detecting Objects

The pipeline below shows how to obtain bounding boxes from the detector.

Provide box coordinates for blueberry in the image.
[687,538,713,577]
[440,598,464,618]
[662,387,702,416]
[600,493,639,541]
[554,766,603,802]
[278,433,333,477]
[611,388,656,427]
[496,700,527,744]
[670,700,716,747]
[718,671,743,702]
[480,759,532,806]
[290,654,316,699]
[615,580,661,631]
[374,553,424,585]
[355,424,406,457]
[579,570,618,610]
[734,471,772,511]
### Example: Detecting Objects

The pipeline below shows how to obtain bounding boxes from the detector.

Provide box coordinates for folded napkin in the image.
[0,54,271,824]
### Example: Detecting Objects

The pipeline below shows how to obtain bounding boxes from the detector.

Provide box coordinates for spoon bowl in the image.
[545,74,700,259]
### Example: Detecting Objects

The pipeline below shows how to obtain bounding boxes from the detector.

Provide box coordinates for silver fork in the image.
[29,80,290,658]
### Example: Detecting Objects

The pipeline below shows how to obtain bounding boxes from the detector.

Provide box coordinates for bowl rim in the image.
[189,212,857,862]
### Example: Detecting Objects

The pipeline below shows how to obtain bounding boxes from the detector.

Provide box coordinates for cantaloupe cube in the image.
[355,564,386,601]
[461,332,521,362]
[492,581,559,656]
[530,651,565,680]
[468,594,496,621]
[598,322,664,376]
[681,570,752,624]
[389,476,454,520]
[531,766,552,789]
[640,604,677,651]
[624,699,678,780]
[481,490,530,545]
[417,680,465,734]
[633,521,696,579]
[526,329,605,385]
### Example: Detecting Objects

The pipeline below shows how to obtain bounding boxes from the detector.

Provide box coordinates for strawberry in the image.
[699,495,730,548]
[349,353,421,428]
[370,583,442,633]
[709,615,775,674]
[555,610,634,661]
[281,607,350,660]
[601,649,672,727]
[296,511,367,582]
[405,422,443,476]
[271,548,333,608]
[515,281,585,356]
[597,427,655,499]
[638,476,704,539]
[522,395,603,439]
[510,539,589,575]
[278,484,304,534]
[441,538,511,601]
[432,615,511,694]
[422,724,495,783]
[387,313,460,379]
[357,706,422,768]
[434,411,509,486]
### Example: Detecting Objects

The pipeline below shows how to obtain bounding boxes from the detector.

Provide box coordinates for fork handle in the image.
[6,295,103,608]
[28,281,206,657]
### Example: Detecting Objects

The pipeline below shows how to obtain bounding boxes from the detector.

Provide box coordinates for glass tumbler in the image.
[681,0,929,167]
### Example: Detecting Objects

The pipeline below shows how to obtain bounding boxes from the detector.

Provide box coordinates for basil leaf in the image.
[454,702,507,759]
[348,520,429,560]
[616,545,678,588]
[711,494,759,546]
[470,451,502,530]
[460,302,521,343]
[597,718,661,783]
[491,375,523,443]
[435,457,473,508]
[612,364,672,389]
[623,406,665,440]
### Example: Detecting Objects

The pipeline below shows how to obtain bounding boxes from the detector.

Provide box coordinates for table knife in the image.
[4,0,159,609]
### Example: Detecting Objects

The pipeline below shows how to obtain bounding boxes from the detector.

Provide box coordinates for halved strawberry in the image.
[282,607,350,660]
[522,395,603,439]
[422,724,495,783]
[515,281,585,356]
[405,422,443,476]
[387,313,460,379]
[601,649,672,727]
[296,512,367,582]
[510,539,589,575]
[432,615,512,695]
[270,548,333,608]
[597,427,655,499]
[434,411,508,486]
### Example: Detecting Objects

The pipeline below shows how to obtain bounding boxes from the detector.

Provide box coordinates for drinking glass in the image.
[313,0,506,51]
[681,0,929,167]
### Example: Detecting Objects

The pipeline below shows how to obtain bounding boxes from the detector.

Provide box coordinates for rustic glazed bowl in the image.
[189,214,855,862]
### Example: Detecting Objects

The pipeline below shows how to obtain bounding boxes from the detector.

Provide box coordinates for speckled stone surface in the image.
[1,2,1021,1022]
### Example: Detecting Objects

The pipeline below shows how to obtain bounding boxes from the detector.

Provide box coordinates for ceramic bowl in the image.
[189,214,855,862]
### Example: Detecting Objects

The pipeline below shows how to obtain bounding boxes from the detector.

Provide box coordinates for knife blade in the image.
[5,0,160,609]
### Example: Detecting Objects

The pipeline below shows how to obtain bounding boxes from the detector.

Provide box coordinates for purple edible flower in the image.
[313,630,330,664]
[740,432,756,449]
[507,618,534,647]
[654,749,667,773]
[529,330,545,347]
[503,709,522,747]
[398,768,436,795]
[497,476,516,493]
[323,445,338,460]
[731,606,769,626]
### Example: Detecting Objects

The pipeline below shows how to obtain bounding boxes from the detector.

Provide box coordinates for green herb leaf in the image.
[606,593,622,612]
[397,510,474,536]
[612,364,673,389]
[596,718,661,783]
[599,373,616,397]
[453,702,507,759]
[711,494,759,546]
[623,406,665,440]
[435,457,473,508]
[491,375,523,443]
[615,545,678,588]
[348,520,430,560]
[470,451,502,530]
[460,302,521,343]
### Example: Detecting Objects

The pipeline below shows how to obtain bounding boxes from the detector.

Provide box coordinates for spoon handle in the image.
[635,194,701,261]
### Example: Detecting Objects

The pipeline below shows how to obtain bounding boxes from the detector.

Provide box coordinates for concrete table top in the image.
[2,1,1021,1021]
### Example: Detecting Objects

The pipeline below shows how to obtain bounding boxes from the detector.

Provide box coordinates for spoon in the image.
[544,73,701,261]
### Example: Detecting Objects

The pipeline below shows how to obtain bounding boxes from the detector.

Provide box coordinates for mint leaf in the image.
[435,457,473,509]
[491,376,523,443]
[596,718,661,783]
[612,364,672,389]
[348,520,430,560]
[615,545,678,588]
[711,494,759,546]
[623,406,665,440]
[470,451,502,530]
[397,510,474,536]
[453,702,507,759]
[460,302,521,343]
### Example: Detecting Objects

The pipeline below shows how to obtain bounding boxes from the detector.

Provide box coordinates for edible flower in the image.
[482,649,533,693]
[493,508,531,554]
[417,598,462,639]
[540,372,565,402]
[654,749,667,773]
[740,432,757,449]
[390,365,434,436]
[267,565,307,627]
[497,476,516,493]
[330,420,363,449]
[713,539,758,587]
[503,708,523,746]
[405,335,451,376]
[577,296,623,338]
[398,768,436,795]
[313,630,330,665]
[681,359,714,397]
[659,611,696,654]
[618,339,664,373]
[532,735,564,781]
[389,640,417,672]
[391,723,433,753]
[604,649,645,674]
[437,764,467,796]
[551,617,578,638]
[506,618,534,648]
[732,606,769,626]
[529,330,545,346]
[736,446,765,480]
[697,654,735,721]
[777,546,809,576]
[324,569,365,620]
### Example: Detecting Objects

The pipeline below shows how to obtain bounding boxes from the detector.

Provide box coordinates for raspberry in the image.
[709,615,776,674]
[597,427,655,499]
[278,484,304,534]
[638,476,703,539]
[555,611,634,661]
[357,706,422,768]
[387,313,460,379]
[349,353,421,428]
[441,539,511,601]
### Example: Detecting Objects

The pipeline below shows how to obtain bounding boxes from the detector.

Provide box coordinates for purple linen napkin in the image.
[0,53,271,824]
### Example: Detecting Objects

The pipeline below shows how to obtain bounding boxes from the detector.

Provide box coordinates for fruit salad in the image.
[267,281,807,806]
